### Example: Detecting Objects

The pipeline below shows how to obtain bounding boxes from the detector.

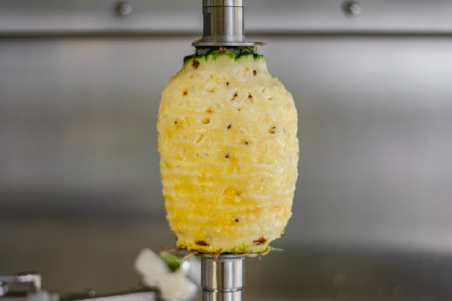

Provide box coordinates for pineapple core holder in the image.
[192,0,255,47]
[200,254,245,301]
[193,1,254,300]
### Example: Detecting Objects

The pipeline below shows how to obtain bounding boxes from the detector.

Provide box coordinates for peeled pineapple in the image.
[157,49,298,254]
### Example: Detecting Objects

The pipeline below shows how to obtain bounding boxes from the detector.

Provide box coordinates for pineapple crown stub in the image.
[193,0,256,47]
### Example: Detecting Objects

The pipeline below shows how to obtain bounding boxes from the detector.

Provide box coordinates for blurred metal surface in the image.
[0,274,156,301]
[62,290,157,301]
[1,0,452,35]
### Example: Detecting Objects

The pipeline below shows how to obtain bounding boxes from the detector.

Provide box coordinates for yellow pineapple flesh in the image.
[157,50,298,254]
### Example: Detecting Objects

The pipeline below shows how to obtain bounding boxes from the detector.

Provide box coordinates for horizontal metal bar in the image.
[1,0,452,34]
[0,276,16,283]
[3,30,452,40]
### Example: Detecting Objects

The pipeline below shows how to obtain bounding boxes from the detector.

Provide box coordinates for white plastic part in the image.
[135,249,197,301]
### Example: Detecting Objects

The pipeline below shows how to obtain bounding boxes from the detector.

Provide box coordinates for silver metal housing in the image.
[193,0,255,47]
[199,254,245,301]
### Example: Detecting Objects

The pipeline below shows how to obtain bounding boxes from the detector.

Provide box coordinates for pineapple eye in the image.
[253,237,267,245]
[227,124,232,129]
[195,240,209,246]
[183,89,188,96]
[253,70,257,76]
[192,59,200,69]
[202,118,210,124]
[269,127,276,133]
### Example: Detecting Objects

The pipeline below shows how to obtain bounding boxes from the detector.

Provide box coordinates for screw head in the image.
[85,289,96,298]
[115,2,132,16]
[343,1,361,16]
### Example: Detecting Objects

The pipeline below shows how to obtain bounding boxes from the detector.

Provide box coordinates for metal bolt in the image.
[343,1,361,16]
[85,289,96,298]
[115,2,132,16]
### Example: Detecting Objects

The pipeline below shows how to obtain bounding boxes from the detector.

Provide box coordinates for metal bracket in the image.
[0,273,42,299]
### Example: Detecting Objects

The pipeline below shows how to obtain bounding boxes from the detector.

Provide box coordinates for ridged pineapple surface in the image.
[157,52,298,254]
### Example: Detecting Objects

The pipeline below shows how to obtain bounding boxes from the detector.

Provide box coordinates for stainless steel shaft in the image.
[193,0,255,47]
[200,254,245,301]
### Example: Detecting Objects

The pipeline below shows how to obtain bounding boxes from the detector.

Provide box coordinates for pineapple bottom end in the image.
[173,231,283,255]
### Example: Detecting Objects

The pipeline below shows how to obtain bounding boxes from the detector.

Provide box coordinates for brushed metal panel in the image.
[0,37,197,214]
[1,0,452,34]
[0,0,199,33]
[258,37,452,252]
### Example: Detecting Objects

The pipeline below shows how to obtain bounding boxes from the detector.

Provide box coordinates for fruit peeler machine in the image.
[194,1,253,301]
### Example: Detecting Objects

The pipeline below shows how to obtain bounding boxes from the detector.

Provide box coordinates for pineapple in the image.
[157,48,298,254]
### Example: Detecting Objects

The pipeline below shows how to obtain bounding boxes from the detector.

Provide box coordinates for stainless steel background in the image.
[1,1,452,300]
